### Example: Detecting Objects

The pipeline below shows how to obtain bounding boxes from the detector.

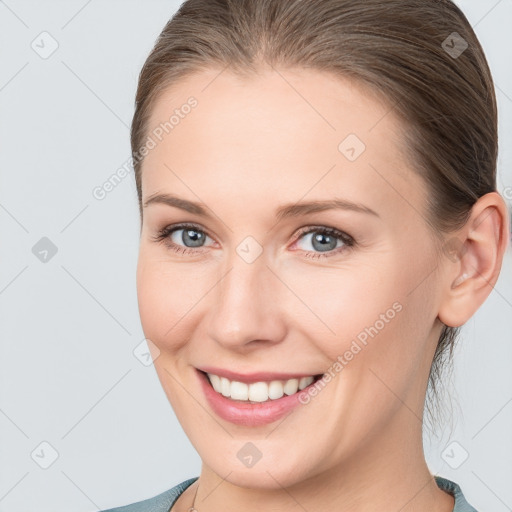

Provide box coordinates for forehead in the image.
[141,67,426,224]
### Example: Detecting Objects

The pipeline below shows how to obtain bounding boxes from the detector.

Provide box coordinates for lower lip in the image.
[197,369,319,427]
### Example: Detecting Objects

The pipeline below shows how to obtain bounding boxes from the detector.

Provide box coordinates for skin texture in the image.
[135,66,509,512]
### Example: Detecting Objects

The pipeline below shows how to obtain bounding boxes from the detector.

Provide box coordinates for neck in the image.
[183,409,454,512]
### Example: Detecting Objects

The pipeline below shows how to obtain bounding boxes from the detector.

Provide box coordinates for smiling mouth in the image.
[199,370,324,404]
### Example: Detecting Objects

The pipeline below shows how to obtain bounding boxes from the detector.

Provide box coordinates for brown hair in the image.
[130,0,498,434]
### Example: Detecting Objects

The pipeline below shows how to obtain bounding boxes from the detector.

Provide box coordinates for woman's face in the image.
[136,67,447,488]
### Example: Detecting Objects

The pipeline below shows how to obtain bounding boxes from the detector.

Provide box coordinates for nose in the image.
[206,251,287,352]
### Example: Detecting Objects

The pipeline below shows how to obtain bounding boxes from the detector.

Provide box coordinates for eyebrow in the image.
[143,193,380,221]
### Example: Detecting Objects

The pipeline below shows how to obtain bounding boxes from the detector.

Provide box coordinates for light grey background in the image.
[0,1,511,511]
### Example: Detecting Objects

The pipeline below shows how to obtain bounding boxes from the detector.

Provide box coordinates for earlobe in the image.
[437,192,510,328]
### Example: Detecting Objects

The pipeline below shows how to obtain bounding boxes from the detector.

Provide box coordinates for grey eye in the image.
[296,230,343,253]
[171,228,210,248]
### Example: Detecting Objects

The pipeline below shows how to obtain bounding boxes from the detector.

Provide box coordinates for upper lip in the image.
[197,366,323,384]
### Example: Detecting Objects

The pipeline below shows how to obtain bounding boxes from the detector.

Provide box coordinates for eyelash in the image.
[151,222,356,259]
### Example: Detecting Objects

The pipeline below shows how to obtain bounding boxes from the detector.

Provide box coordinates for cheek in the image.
[278,259,399,353]
[280,255,432,384]
[136,255,191,348]
[136,256,204,415]
[136,250,219,355]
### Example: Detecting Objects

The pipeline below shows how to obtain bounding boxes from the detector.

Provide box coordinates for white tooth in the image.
[230,381,249,400]
[248,381,269,402]
[268,380,284,400]
[283,378,299,395]
[298,376,314,390]
[209,374,317,401]
[220,377,231,397]
[208,373,222,393]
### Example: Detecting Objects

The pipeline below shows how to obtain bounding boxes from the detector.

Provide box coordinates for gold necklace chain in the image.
[188,480,199,512]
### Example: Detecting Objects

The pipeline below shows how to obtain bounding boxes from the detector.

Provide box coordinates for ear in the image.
[437,191,510,328]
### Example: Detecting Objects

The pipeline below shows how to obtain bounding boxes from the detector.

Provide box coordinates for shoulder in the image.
[99,477,198,512]
[99,475,477,511]
[435,476,479,512]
